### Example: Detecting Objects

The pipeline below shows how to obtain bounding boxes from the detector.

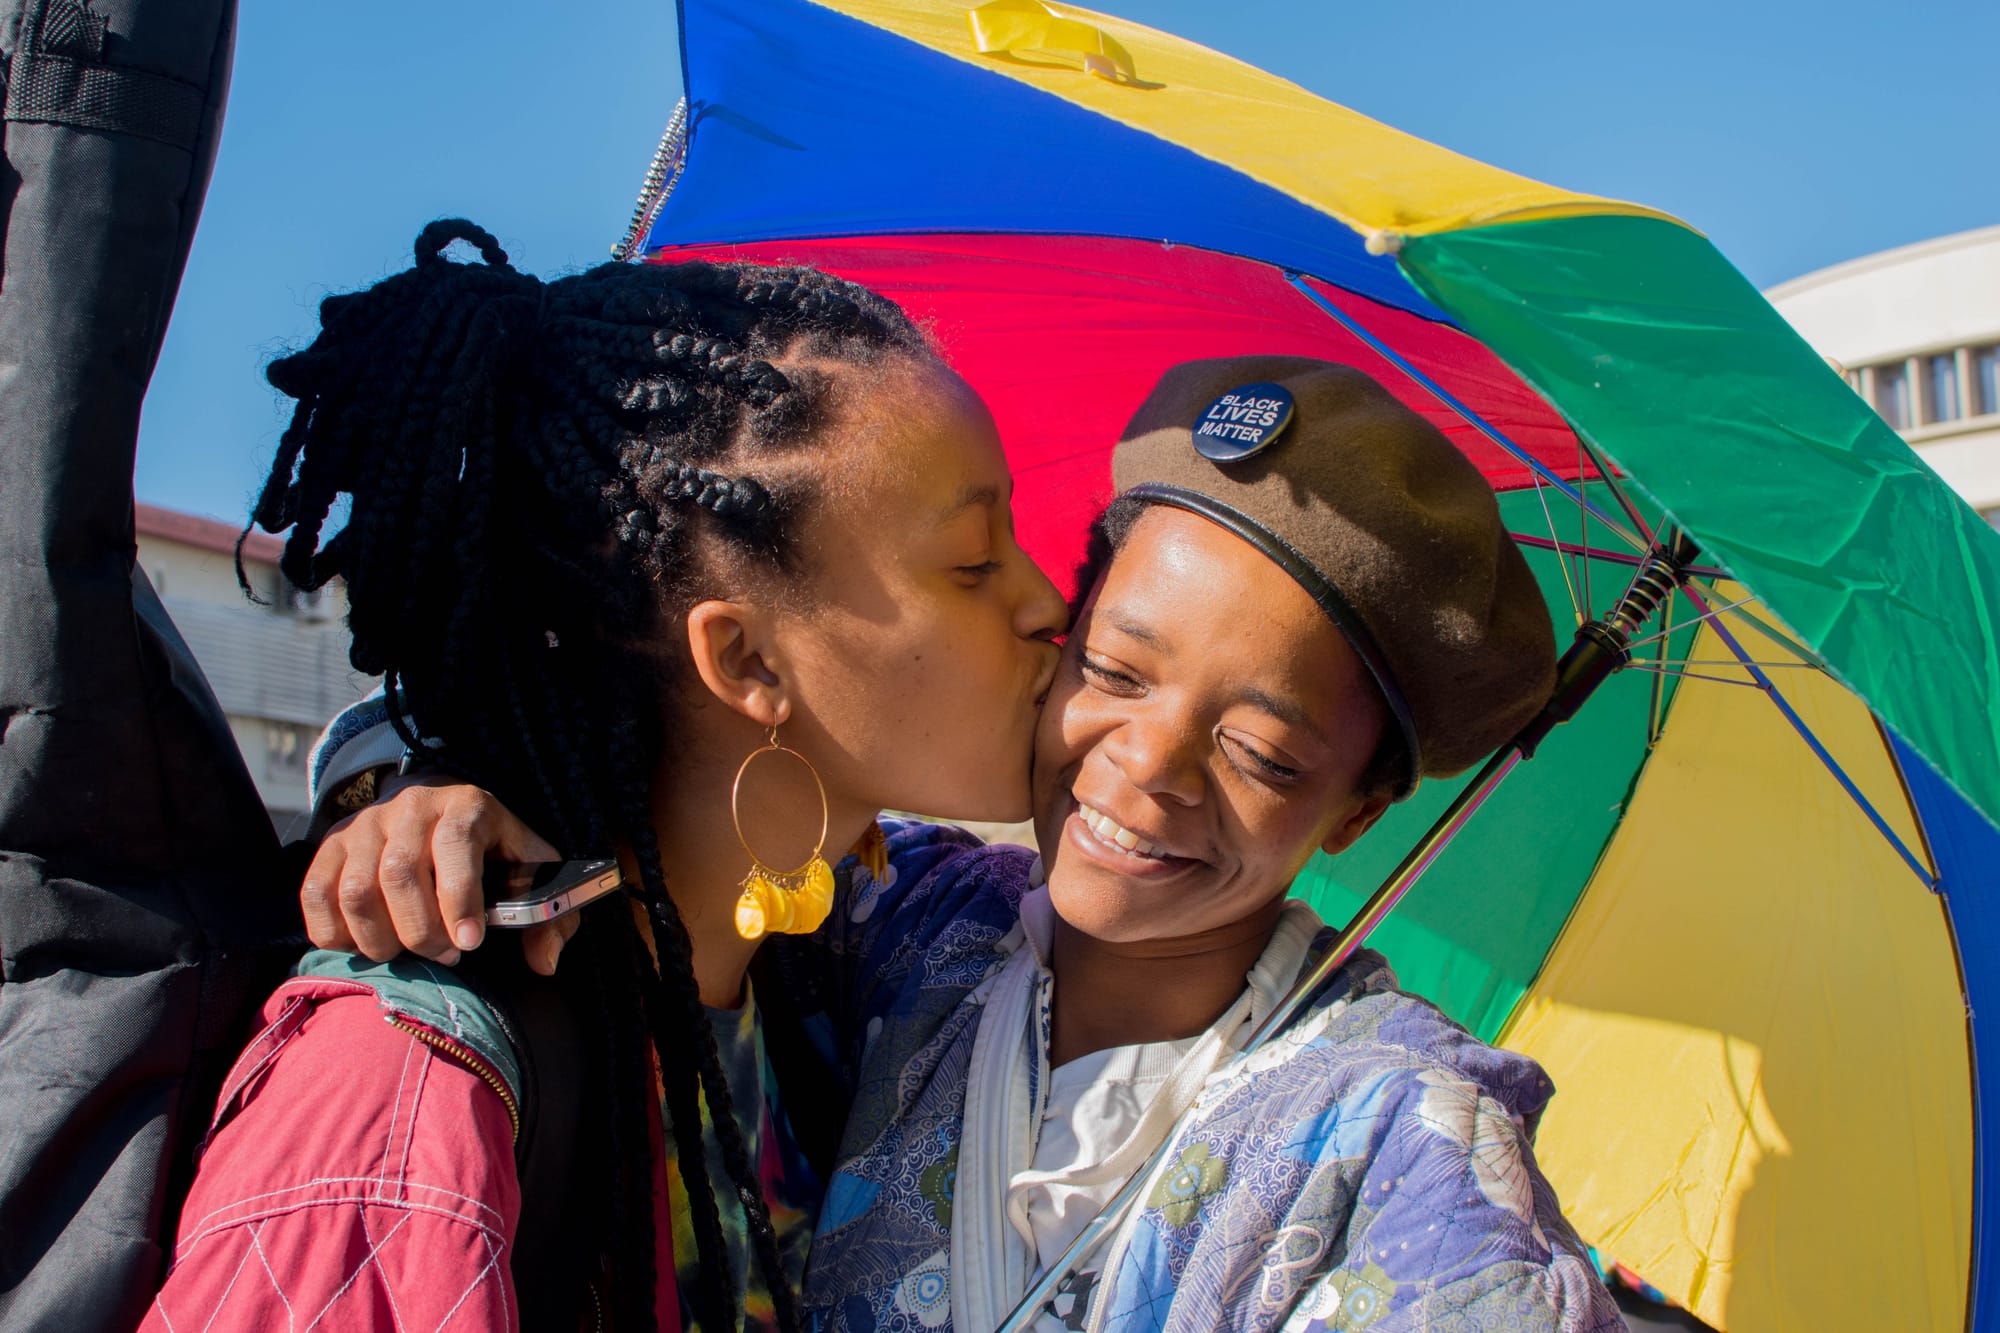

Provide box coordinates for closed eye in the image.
[1078,656,1141,693]
[1223,732,1299,782]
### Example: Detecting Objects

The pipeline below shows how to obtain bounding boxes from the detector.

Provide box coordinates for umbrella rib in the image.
[1283,274,1645,553]
[1508,534,1730,581]
[1648,588,1673,748]
[1578,440,1592,618]
[1577,434,1657,546]
[1676,581,1938,890]
[1527,481,1583,627]
[1623,665,1775,687]
[1622,597,1761,653]
[1635,659,1824,671]
[1658,578,1836,671]
[1689,595,1832,671]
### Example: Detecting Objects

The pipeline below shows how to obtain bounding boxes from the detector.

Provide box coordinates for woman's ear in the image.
[1320,790,1392,858]
[685,599,792,729]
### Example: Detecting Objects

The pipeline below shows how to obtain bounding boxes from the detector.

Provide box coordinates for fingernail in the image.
[438,948,462,967]
[545,941,562,974]
[455,921,483,951]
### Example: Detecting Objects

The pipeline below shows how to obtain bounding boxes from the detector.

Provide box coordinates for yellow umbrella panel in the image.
[1500,596,1972,1330]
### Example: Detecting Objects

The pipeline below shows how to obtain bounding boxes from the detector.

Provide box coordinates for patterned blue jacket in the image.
[799,820,1623,1333]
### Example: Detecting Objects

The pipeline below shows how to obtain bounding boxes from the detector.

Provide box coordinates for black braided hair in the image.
[246,219,934,1331]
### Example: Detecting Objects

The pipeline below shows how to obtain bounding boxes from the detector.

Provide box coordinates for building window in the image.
[1923,353,1961,424]
[1872,361,1911,429]
[278,580,332,622]
[1975,345,2000,418]
[265,722,312,777]
[1854,344,2000,429]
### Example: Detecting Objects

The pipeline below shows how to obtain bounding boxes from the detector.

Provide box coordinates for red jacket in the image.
[143,975,678,1332]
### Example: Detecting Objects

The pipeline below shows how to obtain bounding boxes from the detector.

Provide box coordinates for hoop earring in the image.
[731,728,836,942]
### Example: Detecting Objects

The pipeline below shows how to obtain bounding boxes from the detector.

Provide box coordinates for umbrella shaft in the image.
[1518,533,1702,757]
[1241,745,1523,1051]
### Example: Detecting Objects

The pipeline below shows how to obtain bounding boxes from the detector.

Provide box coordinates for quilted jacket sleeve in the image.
[143,981,524,1332]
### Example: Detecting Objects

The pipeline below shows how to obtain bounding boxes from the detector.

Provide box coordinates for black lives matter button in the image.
[1191,382,1294,462]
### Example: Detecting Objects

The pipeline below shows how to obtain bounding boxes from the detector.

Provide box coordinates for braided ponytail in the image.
[247,219,933,1331]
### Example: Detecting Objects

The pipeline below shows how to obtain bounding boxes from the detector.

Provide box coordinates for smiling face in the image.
[1031,504,1393,946]
[773,357,1068,826]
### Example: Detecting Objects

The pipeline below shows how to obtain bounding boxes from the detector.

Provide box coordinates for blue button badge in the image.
[1191,382,1294,462]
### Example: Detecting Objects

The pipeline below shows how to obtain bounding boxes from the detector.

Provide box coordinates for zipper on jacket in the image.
[385,1015,521,1144]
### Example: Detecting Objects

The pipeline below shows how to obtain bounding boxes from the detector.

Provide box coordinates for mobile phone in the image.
[483,858,624,927]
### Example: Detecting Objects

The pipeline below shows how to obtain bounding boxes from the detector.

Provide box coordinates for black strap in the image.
[4,0,205,150]
[460,946,599,1330]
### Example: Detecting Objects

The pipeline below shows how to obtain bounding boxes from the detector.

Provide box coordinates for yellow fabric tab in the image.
[1497,594,1969,1331]
[815,0,1684,238]
[966,0,1135,84]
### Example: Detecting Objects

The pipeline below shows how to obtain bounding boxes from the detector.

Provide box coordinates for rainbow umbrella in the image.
[621,2,2000,1328]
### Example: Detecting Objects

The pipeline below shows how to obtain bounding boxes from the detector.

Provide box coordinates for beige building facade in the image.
[1766,225,2000,525]
[134,503,378,830]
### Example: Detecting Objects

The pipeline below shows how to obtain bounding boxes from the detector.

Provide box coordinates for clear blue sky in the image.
[136,0,2000,522]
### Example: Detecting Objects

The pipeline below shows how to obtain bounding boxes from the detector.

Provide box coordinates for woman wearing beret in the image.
[789,358,1617,1333]
[304,358,1621,1332]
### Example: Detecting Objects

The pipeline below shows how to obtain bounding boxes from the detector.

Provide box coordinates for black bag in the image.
[0,8,846,1320]
[0,2,303,1327]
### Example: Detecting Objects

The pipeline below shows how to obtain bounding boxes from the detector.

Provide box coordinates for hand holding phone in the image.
[483,858,624,927]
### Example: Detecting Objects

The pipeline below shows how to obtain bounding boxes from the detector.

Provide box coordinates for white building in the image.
[135,503,378,831]
[1765,225,2000,526]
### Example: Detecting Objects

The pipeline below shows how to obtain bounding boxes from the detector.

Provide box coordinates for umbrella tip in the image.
[1365,229,1404,257]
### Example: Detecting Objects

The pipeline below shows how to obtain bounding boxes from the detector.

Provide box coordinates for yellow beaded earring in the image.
[731,728,836,942]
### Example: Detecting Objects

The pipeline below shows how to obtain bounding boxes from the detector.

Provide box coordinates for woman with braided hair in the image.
[143,220,1066,1333]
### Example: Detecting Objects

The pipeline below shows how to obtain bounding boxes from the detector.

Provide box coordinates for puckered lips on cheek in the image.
[1051,788,1209,884]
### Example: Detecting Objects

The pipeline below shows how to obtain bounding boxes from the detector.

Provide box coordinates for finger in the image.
[433,821,490,957]
[301,841,355,952]
[334,822,405,961]
[432,796,505,954]
[524,914,582,977]
[379,801,458,964]
[492,808,560,865]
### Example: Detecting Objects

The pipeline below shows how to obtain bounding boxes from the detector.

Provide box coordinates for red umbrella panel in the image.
[652,233,1600,591]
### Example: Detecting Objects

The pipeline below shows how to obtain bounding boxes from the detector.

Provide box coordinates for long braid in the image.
[626,818,741,1332]
[567,909,659,1332]
[246,219,932,1332]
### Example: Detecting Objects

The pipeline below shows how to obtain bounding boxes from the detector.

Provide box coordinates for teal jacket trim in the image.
[293,948,524,1102]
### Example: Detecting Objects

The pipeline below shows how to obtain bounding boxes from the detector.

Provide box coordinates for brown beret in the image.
[1111,356,1556,796]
